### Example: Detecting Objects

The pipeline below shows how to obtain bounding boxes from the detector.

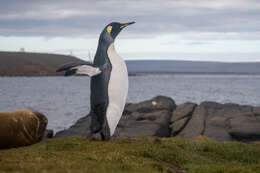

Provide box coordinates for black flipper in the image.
[57,61,102,77]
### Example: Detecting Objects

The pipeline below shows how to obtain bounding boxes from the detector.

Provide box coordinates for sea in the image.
[0,74,260,133]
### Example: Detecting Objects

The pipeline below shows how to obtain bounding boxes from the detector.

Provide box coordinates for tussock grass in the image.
[0,136,260,173]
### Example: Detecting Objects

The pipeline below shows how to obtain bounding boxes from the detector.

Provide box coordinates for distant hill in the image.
[126,60,260,74]
[0,51,84,76]
[1,51,260,76]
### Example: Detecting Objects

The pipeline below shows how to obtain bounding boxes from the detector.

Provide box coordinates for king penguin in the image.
[57,21,135,140]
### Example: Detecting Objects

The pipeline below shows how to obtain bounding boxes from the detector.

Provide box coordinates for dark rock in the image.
[178,105,207,138]
[170,102,197,136]
[170,116,191,136]
[204,116,232,141]
[44,129,54,139]
[203,103,255,141]
[114,110,172,139]
[124,95,176,114]
[228,112,260,141]
[55,115,92,138]
[54,95,260,142]
[55,95,175,139]
[173,101,260,142]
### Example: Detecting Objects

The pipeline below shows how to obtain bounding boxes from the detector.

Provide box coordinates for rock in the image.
[173,101,260,142]
[55,95,176,139]
[170,102,197,122]
[204,116,232,141]
[55,115,92,138]
[170,102,197,136]
[114,110,172,138]
[228,112,260,141]
[203,103,256,141]
[44,129,54,139]
[178,105,207,139]
[124,95,176,114]
[199,102,234,141]
[0,109,48,149]
[170,116,191,136]
[54,95,260,142]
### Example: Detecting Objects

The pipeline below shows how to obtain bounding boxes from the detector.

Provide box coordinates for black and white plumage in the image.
[57,21,135,140]
[56,61,102,77]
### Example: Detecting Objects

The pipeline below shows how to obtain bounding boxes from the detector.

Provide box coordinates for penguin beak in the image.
[120,21,135,29]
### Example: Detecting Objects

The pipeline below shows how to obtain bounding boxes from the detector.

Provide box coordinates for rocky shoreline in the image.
[53,96,260,142]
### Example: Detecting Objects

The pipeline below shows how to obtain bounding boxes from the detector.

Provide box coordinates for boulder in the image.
[177,105,207,138]
[124,95,176,114]
[114,109,172,139]
[170,102,197,136]
[54,95,260,142]
[172,101,260,142]
[55,115,92,138]
[228,112,260,141]
[55,96,176,139]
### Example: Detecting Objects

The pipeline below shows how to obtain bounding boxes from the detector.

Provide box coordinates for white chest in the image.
[106,43,128,135]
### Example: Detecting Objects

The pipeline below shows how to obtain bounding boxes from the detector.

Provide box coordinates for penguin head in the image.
[99,21,135,44]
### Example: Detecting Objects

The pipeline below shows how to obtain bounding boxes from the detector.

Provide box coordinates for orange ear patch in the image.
[107,26,112,34]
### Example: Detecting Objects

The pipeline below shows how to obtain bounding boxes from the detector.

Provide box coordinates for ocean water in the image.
[0,74,260,133]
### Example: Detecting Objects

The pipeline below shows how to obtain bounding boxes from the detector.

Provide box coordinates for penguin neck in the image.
[94,40,115,65]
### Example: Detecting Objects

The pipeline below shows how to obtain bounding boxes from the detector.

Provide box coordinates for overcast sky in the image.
[1,0,260,62]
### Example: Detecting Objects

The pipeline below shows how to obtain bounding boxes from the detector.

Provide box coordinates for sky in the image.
[0,0,260,62]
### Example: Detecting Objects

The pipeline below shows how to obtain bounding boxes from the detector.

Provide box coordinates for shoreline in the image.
[1,72,260,77]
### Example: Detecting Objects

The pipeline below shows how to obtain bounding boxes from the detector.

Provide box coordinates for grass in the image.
[0,136,260,173]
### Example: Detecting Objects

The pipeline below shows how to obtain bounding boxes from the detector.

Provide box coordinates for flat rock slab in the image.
[170,102,197,123]
[170,102,197,136]
[178,105,207,139]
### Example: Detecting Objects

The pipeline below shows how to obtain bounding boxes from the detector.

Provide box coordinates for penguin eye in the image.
[106,26,112,34]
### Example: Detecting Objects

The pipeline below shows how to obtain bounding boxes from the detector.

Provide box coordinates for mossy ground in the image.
[0,136,260,173]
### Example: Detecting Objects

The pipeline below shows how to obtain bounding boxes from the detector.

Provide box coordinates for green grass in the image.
[0,136,260,173]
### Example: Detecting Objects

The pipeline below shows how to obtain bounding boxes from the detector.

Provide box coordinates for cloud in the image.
[0,0,260,38]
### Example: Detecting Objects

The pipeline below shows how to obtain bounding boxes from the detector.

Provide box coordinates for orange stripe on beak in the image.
[120,22,135,29]
[120,24,129,29]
